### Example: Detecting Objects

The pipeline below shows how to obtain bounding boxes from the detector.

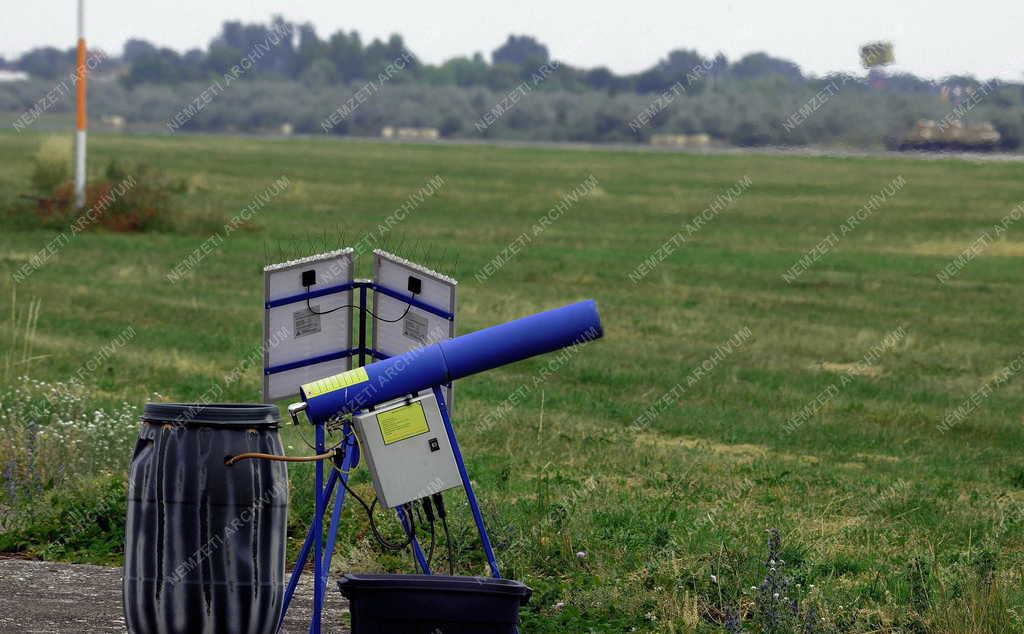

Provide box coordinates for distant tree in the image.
[731,53,802,81]
[632,49,710,93]
[492,35,549,67]
[327,30,364,80]
[122,47,186,86]
[712,52,729,74]
[15,47,74,80]
[362,34,418,80]
[662,49,706,76]
[583,67,615,91]
[123,39,158,64]
[860,41,894,69]
[295,23,326,77]
[991,113,1023,150]
[175,49,205,81]
[437,54,490,87]
[204,17,296,78]
[301,57,337,86]
[634,67,668,93]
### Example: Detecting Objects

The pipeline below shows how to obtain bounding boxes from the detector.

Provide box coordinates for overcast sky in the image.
[4,0,1022,81]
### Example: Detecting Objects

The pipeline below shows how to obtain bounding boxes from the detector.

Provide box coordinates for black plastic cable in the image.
[433,493,455,575]
[330,459,413,552]
[304,285,416,323]
[421,499,437,570]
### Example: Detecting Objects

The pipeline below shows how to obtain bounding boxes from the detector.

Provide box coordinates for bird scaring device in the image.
[260,249,603,633]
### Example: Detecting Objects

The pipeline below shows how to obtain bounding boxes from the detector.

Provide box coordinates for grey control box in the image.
[352,393,462,509]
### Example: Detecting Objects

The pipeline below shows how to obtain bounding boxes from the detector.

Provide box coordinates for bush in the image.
[15,150,189,233]
[94,159,185,232]
[29,136,72,193]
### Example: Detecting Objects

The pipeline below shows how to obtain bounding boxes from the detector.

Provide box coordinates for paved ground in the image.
[0,557,349,633]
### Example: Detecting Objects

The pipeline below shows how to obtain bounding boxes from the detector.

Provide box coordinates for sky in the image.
[4,0,1023,81]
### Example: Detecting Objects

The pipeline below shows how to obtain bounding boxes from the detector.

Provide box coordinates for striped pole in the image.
[74,0,87,208]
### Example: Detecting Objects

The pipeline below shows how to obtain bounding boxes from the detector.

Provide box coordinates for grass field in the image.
[1,130,1024,632]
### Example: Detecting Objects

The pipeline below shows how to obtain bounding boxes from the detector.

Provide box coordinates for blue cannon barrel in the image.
[301,300,602,423]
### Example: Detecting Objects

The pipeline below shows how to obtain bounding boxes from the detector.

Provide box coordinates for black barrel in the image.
[123,403,289,634]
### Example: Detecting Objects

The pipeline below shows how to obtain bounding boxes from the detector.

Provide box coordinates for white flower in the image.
[575,551,587,559]
[554,601,565,610]
[710,574,718,584]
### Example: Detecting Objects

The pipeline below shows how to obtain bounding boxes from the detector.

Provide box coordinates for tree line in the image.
[2,16,1023,149]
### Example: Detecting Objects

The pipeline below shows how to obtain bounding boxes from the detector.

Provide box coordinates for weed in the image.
[29,136,71,194]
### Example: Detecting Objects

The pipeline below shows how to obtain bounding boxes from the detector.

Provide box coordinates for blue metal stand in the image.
[433,385,502,578]
[277,283,502,633]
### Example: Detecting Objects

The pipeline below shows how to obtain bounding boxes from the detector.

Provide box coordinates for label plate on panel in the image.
[403,312,429,343]
[377,402,430,445]
[293,307,322,338]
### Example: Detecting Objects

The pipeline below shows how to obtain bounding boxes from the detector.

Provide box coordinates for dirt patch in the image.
[634,431,767,462]
[0,557,349,633]
[906,240,1024,258]
[815,361,883,377]
[853,452,902,463]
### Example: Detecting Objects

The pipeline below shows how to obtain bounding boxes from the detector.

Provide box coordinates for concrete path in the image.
[0,557,349,633]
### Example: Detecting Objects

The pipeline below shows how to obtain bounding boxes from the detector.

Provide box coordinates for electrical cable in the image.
[304,285,417,323]
[426,517,436,571]
[328,456,414,552]
[433,493,455,575]
[421,498,437,570]
[293,421,320,451]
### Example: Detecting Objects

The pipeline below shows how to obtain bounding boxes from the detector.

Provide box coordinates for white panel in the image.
[264,357,351,403]
[263,249,354,402]
[372,250,457,411]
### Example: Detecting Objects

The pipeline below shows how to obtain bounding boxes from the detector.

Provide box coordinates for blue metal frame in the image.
[370,282,455,321]
[433,385,501,577]
[265,349,358,376]
[265,282,356,309]
[277,281,498,634]
[277,418,446,632]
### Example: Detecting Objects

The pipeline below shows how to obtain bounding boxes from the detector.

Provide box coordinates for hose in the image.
[224,448,336,466]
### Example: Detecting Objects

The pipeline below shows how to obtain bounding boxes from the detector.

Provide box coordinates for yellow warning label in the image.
[377,402,430,445]
[302,367,370,398]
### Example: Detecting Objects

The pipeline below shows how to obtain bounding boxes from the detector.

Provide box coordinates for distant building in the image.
[102,115,126,130]
[382,126,440,141]
[650,133,711,148]
[0,70,29,82]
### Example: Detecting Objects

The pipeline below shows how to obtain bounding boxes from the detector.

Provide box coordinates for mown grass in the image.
[1,130,1023,632]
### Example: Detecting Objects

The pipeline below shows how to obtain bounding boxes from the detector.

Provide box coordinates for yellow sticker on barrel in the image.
[301,367,370,398]
[377,402,430,445]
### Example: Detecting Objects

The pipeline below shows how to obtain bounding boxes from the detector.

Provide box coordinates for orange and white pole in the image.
[74,0,87,208]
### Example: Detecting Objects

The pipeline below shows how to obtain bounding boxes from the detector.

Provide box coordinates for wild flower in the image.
[724,606,742,633]
[728,528,821,633]
[0,376,139,508]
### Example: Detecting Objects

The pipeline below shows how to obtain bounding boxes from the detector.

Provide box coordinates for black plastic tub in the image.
[123,403,288,634]
[338,574,532,634]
